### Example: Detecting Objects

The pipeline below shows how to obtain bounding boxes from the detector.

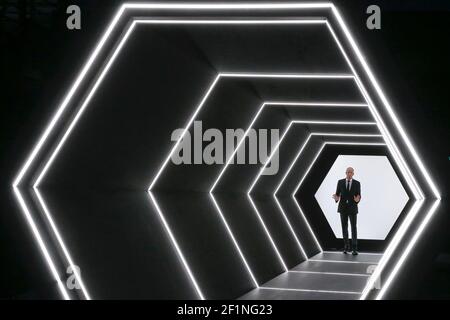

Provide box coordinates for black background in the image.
[0,0,449,299]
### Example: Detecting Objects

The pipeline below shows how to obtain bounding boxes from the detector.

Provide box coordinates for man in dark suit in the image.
[332,167,361,255]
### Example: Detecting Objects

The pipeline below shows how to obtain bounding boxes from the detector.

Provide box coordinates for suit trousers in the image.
[340,212,357,250]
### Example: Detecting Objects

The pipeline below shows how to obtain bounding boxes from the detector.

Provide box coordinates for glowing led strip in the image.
[30,20,137,301]
[148,192,205,299]
[124,3,334,10]
[33,23,137,188]
[12,3,127,187]
[289,270,370,277]
[359,199,423,299]
[267,101,367,107]
[10,5,132,301]
[245,192,289,272]
[34,189,91,299]
[209,193,260,287]
[13,3,439,300]
[323,250,382,255]
[375,199,440,299]
[12,188,70,299]
[136,20,326,24]
[12,19,138,300]
[246,121,300,263]
[259,286,361,295]
[308,259,376,264]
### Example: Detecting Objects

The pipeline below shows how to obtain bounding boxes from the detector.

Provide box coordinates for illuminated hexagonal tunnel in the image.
[13,3,440,301]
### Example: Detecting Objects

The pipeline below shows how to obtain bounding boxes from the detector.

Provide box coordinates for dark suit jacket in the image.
[335,179,361,215]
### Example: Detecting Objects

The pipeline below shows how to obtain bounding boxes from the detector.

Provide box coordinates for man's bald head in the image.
[345,167,354,180]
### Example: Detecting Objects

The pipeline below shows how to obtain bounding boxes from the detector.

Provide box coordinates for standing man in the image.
[332,167,361,255]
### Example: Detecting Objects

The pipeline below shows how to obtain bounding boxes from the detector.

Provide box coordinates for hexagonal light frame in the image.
[12,3,440,301]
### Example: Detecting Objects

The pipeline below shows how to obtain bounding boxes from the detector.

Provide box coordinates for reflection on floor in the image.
[239,251,381,300]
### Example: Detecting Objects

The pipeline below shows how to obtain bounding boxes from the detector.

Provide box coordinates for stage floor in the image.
[239,251,382,300]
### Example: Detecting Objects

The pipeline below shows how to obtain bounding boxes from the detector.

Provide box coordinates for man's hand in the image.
[354,195,361,203]
[332,194,340,202]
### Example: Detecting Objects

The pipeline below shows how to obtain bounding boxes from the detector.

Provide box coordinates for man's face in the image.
[345,167,354,180]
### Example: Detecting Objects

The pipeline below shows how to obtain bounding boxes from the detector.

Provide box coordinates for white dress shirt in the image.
[346,179,352,191]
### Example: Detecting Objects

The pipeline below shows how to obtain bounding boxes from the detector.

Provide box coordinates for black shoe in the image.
[352,250,358,256]
[343,248,348,254]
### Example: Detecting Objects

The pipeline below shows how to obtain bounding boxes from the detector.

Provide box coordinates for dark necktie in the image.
[346,180,350,191]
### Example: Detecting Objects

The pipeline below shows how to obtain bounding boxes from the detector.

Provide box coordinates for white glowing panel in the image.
[314,155,409,240]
